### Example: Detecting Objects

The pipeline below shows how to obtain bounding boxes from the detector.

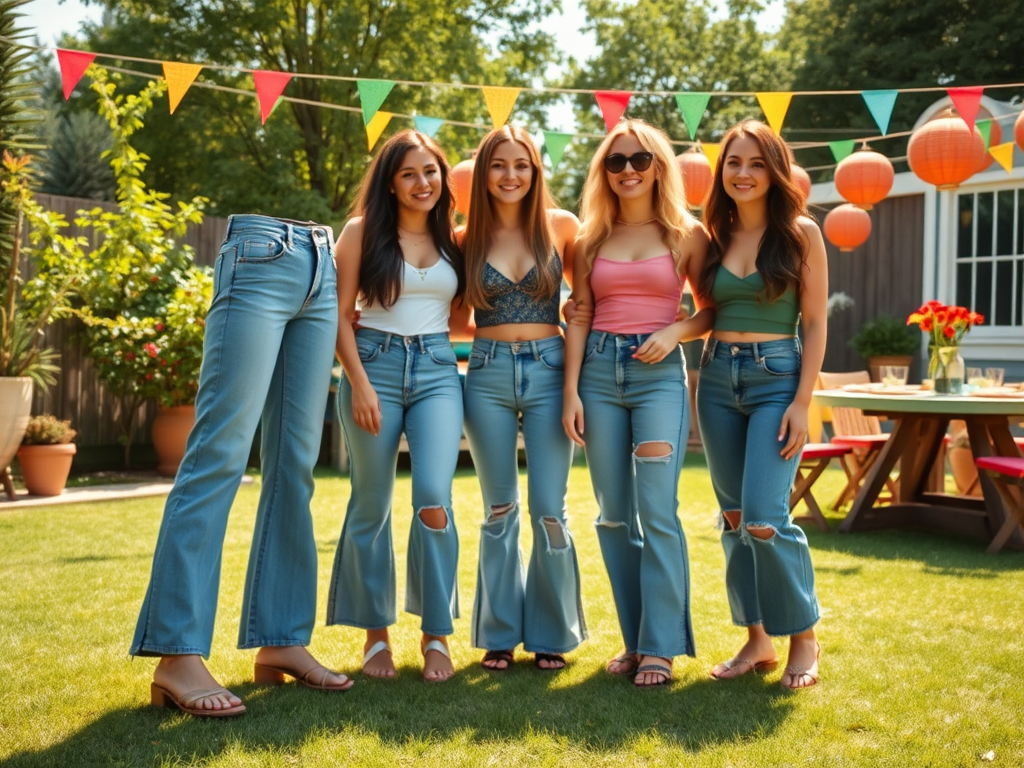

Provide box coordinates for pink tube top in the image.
[590,254,683,334]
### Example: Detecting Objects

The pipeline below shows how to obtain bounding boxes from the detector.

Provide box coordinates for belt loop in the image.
[487,339,497,360]
[530,340,540,360]
[285,222,294,251]
[225,214,236,239]
[795,336,803,354]
[752,342,761,362]
[596,332,607,353]
[417,335,426,354]
[383,333,393,352]
[707,338,718,356]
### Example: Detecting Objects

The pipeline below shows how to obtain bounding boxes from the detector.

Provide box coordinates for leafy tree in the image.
[75,0,562,222]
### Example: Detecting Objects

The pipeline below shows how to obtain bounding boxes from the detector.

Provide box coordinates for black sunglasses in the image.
[603,152,654,173]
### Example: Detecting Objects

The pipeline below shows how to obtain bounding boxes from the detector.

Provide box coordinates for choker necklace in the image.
[399,226,430,247]
[615,217,657,227]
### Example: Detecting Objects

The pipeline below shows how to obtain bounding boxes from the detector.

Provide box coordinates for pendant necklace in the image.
[615,218,657,227]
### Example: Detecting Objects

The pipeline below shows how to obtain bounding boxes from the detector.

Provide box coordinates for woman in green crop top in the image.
[695,120,828,690]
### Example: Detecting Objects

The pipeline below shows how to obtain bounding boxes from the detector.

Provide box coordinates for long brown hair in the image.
[462,126,557,310]
[698,120,806,302]
[350,129,464,308]
[576,119,697,276]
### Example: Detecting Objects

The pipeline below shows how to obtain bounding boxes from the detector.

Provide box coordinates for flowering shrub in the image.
[906,301,984,347]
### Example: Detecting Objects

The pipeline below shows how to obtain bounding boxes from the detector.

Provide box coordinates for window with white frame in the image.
[955,187,1024,327]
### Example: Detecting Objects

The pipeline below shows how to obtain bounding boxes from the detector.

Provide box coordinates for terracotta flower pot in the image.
[152,405,196,477]
[16,443,77,496]
[867,355,914,383]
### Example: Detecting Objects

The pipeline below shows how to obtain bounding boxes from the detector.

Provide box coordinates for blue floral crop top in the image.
[474,253,562,328]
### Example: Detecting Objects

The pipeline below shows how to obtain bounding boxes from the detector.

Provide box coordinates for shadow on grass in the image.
[1,665,799,765]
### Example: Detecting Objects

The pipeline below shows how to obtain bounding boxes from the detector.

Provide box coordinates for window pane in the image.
[956,262,973,309]
[1018,191,1024,254]
[1016,260,1023,326]
[975,261,992,319]
[995,260,1013,325]
[958,193,974,258]
[977,192,994,257]
[997,191,1015,256]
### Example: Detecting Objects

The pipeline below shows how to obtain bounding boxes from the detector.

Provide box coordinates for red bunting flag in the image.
[57,49,96,100]
[594,91,632,132]
[253,70,293,124]
[946,86,984,130]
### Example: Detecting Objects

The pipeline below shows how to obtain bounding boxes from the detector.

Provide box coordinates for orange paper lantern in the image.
[1016,111,1024,152]
[675,150,713,209]
[907,115,986,190]
[834,150,894,210]
[824,204,871,252]
[975,118,1003,173]
[450,159,474,216]
[791,164,811,202]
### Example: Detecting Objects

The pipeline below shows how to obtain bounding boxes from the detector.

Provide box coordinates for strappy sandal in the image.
[780,641,820,690]
[605,652,639,676]
[254,661,353,691]
[633,659,673,688]
[361,640,395,678]
[710,656,779,680]
[482,649,514,671]
[422,639,454,683]
[534,653,566,670]
[150,683,246,717]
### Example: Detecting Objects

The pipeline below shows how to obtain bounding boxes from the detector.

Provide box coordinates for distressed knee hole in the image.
[722,510,742,531]
[634,441,673,460]
[419,506,448,530]
[542,517,569,549]
[746,524,776,541]
[486,503,515,523]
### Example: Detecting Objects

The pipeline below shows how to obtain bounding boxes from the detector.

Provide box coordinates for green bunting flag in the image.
[976,119,992,150]
[542,131,573,170]
[829,140,856,164]
[674,93,711,140]
[357,79,396,126]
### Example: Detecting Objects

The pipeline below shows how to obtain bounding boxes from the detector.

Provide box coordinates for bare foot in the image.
[254,645,352,690]
[153,655,242,713]
[781,633,819,690]
[363,629,396,678]
[711,634,779,680]
[421,634,454,683]
[605,650,639,675]
[634,655,672,687]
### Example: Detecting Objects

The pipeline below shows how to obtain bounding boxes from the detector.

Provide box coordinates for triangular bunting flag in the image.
[414,116,444,138]
[862,90,898,135]
[756,92,793,136]
[481,86,521,129]
[989,142,1014,173]
[947,86,984,129]
[977,119,992,150]
[357,79,396,126]
[253,70,292,124]
[674,93,711,140]
[829,140,856,164]
[366,111,393,151]
[594,91,632,132]
[56,49,96,100]
[701,142,721,171]
[162,62,203,114]
[542,131,573,170]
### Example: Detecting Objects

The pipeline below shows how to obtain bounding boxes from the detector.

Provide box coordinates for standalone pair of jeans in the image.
[696,337,820,636]
[328,329,463,636]
[131,215,338,657]
[463,336,587,654]
[577,331,695,659]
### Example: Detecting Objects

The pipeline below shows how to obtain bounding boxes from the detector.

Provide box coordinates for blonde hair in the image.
[576,119,696,275]
[463,126,557,309]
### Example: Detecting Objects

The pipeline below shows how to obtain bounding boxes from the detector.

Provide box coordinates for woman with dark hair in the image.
[329,129,465,683]
[562,119,712,687]
[695,119,827,690]
[460,126,585,671]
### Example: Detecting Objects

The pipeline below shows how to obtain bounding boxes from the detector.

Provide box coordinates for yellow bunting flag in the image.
[989,142,1014,173]
[701,142,721,171]
[481,86,521,129]
[162,62,203,114]
[756,92,793,136]
[366,111,393,151]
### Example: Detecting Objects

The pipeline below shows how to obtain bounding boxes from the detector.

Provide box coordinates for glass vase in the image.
[929,345,964,395]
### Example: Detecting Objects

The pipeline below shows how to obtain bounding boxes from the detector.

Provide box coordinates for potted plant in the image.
[848,314,920,382]
[16,414,77,496]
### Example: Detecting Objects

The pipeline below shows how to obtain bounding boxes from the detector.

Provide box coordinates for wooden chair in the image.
[791,443,852,532]
[817,370,899,508]
[974,456,1024,554]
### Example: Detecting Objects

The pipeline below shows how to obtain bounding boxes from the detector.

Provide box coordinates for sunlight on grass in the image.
[1,456,1023,766]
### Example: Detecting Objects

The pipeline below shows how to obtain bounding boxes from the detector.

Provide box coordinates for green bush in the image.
[21,414,76,445]
[848,314,919,358]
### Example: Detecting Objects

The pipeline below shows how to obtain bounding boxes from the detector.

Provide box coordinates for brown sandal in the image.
[482,649,514,671]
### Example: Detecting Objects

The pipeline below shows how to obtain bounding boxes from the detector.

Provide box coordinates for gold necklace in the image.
[615,218,657,227]
[399,226,430,247]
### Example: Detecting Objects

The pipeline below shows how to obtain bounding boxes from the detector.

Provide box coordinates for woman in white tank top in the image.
[328,129,466,683]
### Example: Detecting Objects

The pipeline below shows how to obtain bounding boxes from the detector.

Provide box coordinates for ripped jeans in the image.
[578,331,695,659]
[696,337,820,636]
[463,336,587,654]
[327,330,463,637]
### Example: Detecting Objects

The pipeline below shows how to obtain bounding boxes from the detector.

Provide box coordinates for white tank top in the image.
[357,257,458,336]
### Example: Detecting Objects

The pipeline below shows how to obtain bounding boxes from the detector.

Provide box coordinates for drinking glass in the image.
[985,367,1005,387]
[881,365,909,387]
[966,367,986,387]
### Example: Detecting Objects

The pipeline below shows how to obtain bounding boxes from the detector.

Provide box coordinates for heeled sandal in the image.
[254,661,353,691]
[780,641,820,690]
[710,656,779,680]
[150,682,246,718]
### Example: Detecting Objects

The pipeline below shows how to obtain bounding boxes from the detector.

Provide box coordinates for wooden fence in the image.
[25,194,229,454]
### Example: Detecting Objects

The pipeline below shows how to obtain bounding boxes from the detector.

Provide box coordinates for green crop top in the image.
[711,266,800,334]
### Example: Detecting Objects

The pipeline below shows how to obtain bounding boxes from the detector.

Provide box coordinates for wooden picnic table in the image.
[812,389,1024,553]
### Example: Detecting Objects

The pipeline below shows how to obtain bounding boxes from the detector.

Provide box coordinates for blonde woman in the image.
[562,120,712,687]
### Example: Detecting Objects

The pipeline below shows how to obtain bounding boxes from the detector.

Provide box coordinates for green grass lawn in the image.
[2,455,1023,767]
